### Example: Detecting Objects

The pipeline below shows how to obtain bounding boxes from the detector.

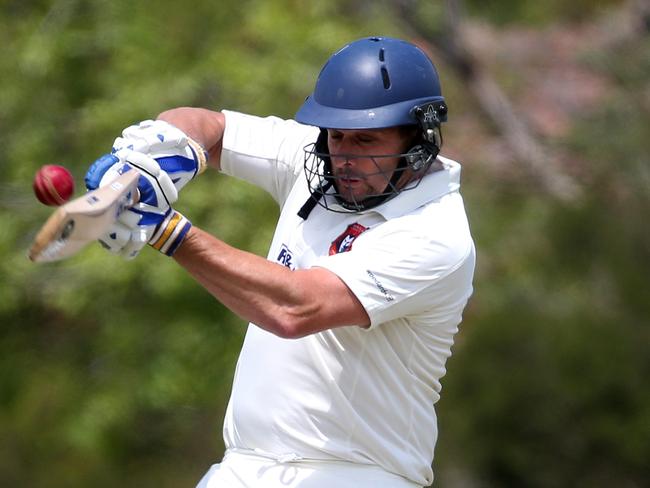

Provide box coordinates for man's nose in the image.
[332,139,357,162]
[331,153,353,168]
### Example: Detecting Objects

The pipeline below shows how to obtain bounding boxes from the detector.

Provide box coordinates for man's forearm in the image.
[172,226,369,338]
[173,226,323,338]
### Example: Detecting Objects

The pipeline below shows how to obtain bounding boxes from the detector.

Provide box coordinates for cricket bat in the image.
[29,171,140,262]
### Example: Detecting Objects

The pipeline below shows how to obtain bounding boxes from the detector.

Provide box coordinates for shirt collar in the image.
[369,156,462,219]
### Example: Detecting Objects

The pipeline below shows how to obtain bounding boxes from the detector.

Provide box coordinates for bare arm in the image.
[173,226,370,339]
[157,107,368,336]
[157,107,226,170]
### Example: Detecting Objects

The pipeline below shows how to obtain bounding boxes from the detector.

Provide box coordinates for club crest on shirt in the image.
[329,223,368,255]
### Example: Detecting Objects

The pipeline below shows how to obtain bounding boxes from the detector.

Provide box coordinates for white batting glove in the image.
[85,150,180,259]
[112,119,208,194]
[84,118,206,260]
[96,210,155,259]
[97,207,192,259]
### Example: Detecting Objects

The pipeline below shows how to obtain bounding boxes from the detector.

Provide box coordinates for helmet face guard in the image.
[295,37,448,218]
[300,126,442,215]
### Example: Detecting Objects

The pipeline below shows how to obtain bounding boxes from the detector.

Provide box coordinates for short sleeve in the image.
[220,110,320,204]
[313,196,475,329]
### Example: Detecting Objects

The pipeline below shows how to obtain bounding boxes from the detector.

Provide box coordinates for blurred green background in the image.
[1,0,648,486]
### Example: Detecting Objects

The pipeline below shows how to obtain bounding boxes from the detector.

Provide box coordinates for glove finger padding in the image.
[98,220,140,254]
[118,120,188,152]
[119,225,154,260]
[102,223,154,260]
[113,119,208,193]
[97,205,164,260]
[85,153,121,191]
[118,149,178,206]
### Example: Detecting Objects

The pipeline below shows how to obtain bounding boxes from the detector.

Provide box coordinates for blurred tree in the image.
[391,0,580,201]
[434,9,650,487]
[463,0,627,25]
[1,0,648,487]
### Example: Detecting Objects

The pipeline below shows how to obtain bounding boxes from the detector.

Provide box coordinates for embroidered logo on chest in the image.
[329,223,368,255]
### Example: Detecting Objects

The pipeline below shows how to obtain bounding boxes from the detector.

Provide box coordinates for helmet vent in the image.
[378,48,385,61]
[381,66,391,89]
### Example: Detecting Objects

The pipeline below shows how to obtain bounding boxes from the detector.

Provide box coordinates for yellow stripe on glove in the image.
[149,210,192,256]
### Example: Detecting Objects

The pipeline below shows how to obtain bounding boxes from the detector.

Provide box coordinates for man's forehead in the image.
[328,127,401,135]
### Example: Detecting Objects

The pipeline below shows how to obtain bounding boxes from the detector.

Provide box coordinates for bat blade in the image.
[29,171,140,262]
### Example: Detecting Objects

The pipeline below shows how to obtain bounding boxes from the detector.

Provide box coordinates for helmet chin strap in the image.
[297,179,332,219]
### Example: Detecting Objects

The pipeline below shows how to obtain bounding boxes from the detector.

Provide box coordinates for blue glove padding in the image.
[112,119,208,194]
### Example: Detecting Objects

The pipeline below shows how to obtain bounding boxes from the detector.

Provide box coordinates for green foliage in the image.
[436,31,650,488]
[1,1,648,487]
[464,0,627,25]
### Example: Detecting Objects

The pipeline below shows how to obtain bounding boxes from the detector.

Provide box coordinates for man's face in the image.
[327,127,411,204]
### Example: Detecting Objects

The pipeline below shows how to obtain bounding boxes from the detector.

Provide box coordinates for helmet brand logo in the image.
[423,105,437,123]
[329,223,368,255]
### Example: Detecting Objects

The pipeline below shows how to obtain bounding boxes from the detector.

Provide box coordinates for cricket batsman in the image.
[85,36,476,487]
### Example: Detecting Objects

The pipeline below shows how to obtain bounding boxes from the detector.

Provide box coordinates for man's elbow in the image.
[265,307,322,339]
[268,317,312,339]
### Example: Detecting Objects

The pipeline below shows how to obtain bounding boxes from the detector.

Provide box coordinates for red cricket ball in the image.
[33,165,75,206]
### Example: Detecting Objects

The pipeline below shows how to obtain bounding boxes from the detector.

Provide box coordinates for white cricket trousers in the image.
[195,449,421,488]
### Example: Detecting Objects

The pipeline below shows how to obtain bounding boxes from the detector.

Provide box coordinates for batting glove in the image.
[112,119,208,194]
[85,149,182,259]
[95,205,192,259]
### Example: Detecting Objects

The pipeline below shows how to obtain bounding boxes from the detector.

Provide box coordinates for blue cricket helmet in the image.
[295,36,449,219]
[295,36,446,129]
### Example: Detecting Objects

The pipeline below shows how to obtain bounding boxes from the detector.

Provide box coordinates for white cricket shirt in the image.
[218,110,475,486]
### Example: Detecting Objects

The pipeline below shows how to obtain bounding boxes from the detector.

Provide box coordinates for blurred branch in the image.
[392,0,580,201]
[596,0,650,46]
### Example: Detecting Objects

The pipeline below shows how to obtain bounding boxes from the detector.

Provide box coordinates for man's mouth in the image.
[335,168,364,187]
[338,176,362,186]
